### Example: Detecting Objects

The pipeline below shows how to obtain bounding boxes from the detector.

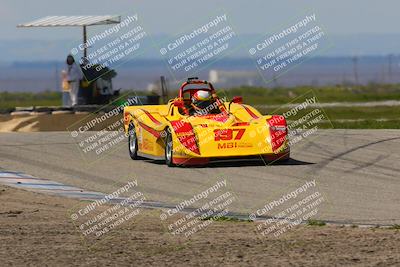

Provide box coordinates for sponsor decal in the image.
[171,120,200,155]
[217,142,253,149]
[214,128,245,141]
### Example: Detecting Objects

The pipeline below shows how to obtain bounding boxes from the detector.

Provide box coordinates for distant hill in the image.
[0,55,399,92]
[0,34,399,62]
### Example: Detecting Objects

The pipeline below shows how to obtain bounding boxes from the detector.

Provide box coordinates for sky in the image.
[1,0,399,39]
[0,0,399,60]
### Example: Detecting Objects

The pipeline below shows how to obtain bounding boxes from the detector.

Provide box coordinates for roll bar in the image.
[178,78,215,98]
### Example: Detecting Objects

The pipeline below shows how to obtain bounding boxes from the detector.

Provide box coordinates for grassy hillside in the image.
[0,91,61,112]
[222,84,400,105]
[1,84,399,128]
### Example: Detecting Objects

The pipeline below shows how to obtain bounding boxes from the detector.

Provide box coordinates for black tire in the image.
[279,156,290,162]
[278,151,290,162]
[165,130,175,167]
[128,123,138,160]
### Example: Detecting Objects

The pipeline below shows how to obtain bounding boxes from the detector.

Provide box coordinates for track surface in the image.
[0,130,399,225]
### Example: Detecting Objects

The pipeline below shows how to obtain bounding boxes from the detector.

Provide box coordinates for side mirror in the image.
[228,96,243,113]
[173,99,184,108]
[232,96,243,104]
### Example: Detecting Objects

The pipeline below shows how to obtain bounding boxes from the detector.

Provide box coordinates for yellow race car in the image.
[124,77,290,166]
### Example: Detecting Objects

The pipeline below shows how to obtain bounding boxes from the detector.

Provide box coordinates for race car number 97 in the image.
[214,129,246,141]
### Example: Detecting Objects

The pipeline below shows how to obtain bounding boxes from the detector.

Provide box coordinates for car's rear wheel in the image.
[165,130,175,167]
[128,123,138,160]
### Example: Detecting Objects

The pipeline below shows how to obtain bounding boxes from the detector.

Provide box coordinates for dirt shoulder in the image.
[0,113,119,132]
[0,184,399,266]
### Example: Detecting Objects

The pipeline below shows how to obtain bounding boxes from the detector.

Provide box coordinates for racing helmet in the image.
[191,90,213,109]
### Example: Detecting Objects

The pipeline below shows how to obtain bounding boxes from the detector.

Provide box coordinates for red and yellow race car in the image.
[124,77,289,166]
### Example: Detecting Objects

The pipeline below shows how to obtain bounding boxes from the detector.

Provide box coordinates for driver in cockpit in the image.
[189,90,220,115]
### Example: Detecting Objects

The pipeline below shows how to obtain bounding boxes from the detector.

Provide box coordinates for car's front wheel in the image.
[128,123,138,160]
[165,130,175,167]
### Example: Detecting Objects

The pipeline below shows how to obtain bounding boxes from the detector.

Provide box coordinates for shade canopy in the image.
[17,15,122,57]
[17,15,121,27]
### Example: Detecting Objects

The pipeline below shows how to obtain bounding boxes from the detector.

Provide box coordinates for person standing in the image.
[61,69,71,106]
[64,55,82,106]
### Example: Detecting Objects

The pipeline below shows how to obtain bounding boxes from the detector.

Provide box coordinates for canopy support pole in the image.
[83,25,87,58]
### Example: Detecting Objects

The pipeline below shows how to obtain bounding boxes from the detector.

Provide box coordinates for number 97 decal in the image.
[214,129,246,141]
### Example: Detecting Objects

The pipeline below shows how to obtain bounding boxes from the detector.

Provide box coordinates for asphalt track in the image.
[0,130,399,225]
